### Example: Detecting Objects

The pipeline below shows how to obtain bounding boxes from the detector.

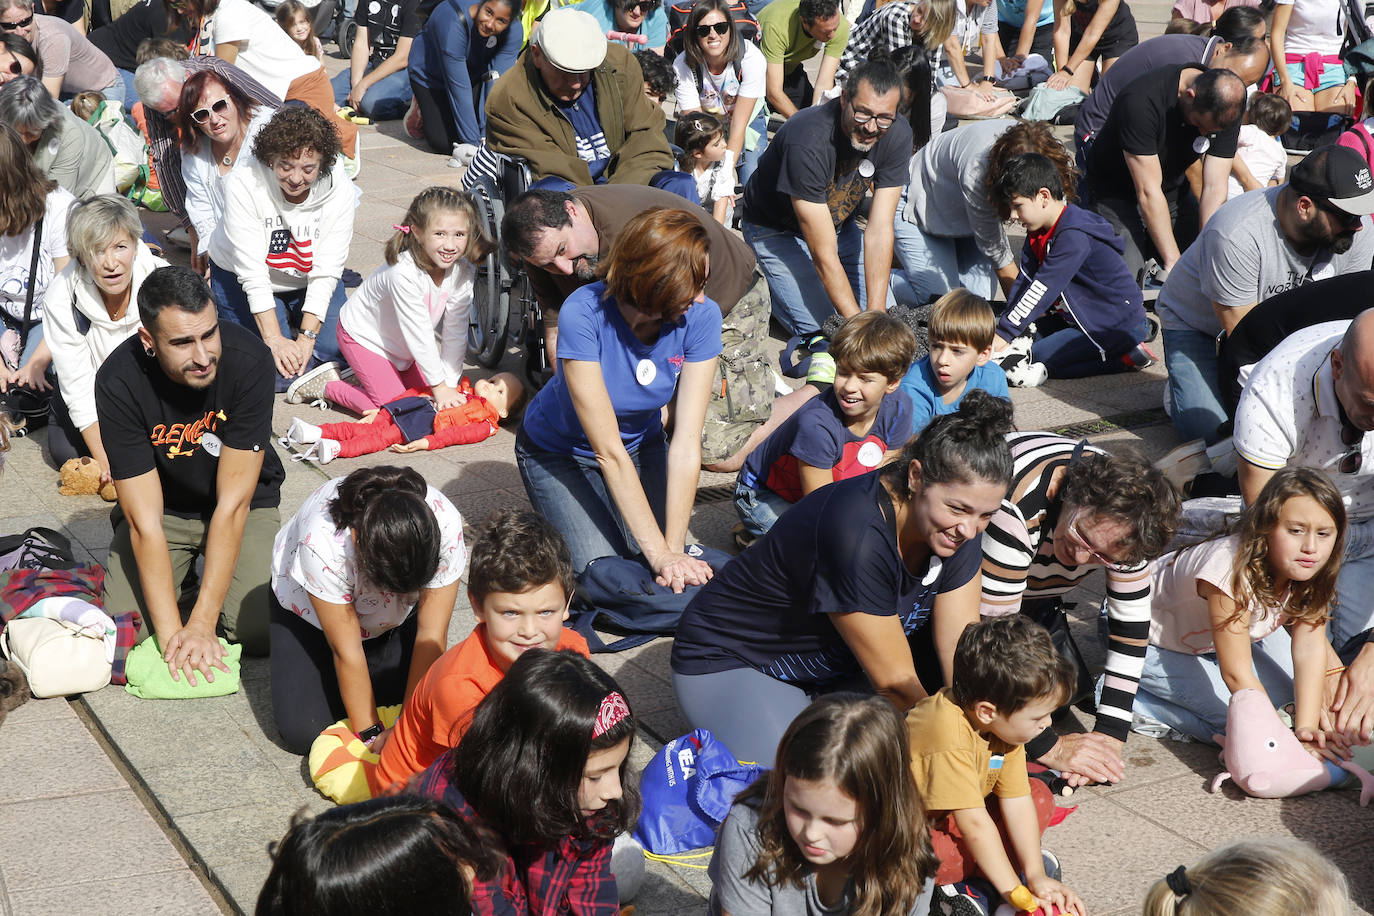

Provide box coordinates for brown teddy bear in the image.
[0,657,30,728]
[58,456,117,501]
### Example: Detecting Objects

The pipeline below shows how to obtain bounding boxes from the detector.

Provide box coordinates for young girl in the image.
[1141,837,1353,916]
[276,0,324,62]
[709,694,938,916]
[256,796,505,916]
[675,111,734,228]
[290,186,490,414]
[1134,467,1350,758]
[414,649,639,915]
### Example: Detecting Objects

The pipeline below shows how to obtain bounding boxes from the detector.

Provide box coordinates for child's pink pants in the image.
[324,323,427,415]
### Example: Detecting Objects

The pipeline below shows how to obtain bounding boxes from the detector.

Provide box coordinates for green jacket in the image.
[486,43,673,187]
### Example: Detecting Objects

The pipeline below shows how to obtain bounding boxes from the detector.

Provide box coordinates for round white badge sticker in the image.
[201,432,222,458]
[1192,136,1210,155]
[856,441,883,468]
[635,359,657,386]
[487,35,497,48]
[858,159,875,179]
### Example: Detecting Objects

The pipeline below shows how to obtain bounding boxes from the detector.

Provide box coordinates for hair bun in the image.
[954,388,1015,438]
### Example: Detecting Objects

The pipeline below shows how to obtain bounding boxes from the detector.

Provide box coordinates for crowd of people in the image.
[2,0,1374,911]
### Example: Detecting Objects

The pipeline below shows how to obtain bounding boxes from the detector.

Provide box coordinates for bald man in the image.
[1234,311,1374,747]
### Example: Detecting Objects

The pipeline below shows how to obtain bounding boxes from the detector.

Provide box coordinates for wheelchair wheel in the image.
[516,273,551,391]
[469,183,511,368]
[336,18,357,59]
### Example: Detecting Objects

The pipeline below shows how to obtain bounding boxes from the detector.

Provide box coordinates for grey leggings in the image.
[672,668,814,764]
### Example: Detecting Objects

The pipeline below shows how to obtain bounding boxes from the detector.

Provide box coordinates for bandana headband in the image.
[592,691,630,739]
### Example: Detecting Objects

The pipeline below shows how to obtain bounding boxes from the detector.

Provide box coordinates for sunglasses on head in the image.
[694,20,730,37]
[190,96,231,123]
[0,13,33,29]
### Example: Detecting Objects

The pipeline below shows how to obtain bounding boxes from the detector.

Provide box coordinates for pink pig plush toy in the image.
[1209,688,1373,805]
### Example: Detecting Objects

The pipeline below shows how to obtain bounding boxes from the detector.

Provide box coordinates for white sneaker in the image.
[286,417,322,445]
[285,361,342,406]
[1154,439,1211,494]
[292,438,342,464]
[990,334,1033,365]
[1001,354,1048,388]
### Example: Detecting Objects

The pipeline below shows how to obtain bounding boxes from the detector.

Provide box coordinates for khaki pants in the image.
[102,505,279,655]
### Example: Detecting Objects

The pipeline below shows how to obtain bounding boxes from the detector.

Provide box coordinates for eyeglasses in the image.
[0,13,33,30]
[190,97,231,123]
[1062,505,1133,572]
[1339,421,1365,474]
[694,20,730,37]
[848,106,896,128]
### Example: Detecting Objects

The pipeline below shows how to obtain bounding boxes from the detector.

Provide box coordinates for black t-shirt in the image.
[670,471,983,688]
[1085,63,1239,199]
[89,0,192,72]
[741,96,912,234]
[1074,34,1208,141]
[355,0,422,69]
[94,321,284,518]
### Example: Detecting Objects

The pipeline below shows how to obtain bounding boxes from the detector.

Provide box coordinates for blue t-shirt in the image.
[557,81,613,183]
[738,388,914,500]
[581,0,669,48]
[900,357,1011,436]
[521,281,723,457]
[997,0,1054,27]
[671,471,984,688]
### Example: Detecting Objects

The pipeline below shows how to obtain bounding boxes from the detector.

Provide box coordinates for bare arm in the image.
[765,60,797,118]
[945,32,971,86]
[1198,154,1232,229]
[404,581,458,700]
[931,574,982,686]
[1206,581,1264,696]
[311,594,380,732]
[215,39,240,64]
[862,185,901,311]
[795,197,860,317]
[1125,152,1182,268]
[346,24,371,103]
[77,421,112,483]
[1213,299,1255,336]
[354,36,414,103]
[662,358,714,562]
[813,54,841,103]
[1237,456,1276,505]
[829,611,927,708]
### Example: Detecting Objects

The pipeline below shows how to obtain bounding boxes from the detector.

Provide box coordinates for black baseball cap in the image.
[1289,145,1374,217]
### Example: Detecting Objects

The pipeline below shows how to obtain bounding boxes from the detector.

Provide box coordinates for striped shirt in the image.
[980,432,1151,743]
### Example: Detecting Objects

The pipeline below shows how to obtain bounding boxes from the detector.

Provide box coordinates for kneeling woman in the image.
[269,465,464,755]
[672,391,1014,763]
[516,207,721,584]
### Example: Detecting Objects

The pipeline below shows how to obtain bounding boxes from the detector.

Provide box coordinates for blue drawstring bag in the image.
[570,546,733,652]
[633,729,767,856]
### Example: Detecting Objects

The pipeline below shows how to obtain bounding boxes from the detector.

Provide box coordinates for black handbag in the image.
[0,214,52,433]
[1021,599,1097,712]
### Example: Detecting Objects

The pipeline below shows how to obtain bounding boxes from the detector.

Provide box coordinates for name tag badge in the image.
[1193,135,1211,155]
[856,440,883,467]
[201,431,222,458]
[487,35,497,48]
[635,358,657,386]
[858,159,875,179]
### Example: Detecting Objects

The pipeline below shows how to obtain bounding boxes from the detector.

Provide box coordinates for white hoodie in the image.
[208,155,355,320]
[44,243,168,431]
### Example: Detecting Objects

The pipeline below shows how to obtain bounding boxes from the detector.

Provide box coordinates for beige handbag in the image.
[0,617,112,697]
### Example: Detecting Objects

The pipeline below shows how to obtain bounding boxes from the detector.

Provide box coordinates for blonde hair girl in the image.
[1142,837,1352,916]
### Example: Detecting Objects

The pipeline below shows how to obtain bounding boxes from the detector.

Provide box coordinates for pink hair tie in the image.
[392,224,411,234]
[592,691,630,739]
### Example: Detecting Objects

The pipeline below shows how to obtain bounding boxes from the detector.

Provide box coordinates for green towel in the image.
[124,636,242,699]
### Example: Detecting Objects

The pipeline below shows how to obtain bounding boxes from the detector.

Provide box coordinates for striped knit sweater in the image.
[980,432,1151,743]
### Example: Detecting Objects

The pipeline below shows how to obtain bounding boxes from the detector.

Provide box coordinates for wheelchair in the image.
[464,150,550,390]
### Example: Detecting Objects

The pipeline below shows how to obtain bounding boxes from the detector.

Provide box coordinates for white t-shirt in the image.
[206,0,320,98]
[1226,125,1288,199]
[271,478,466,639]
[338,249,474,389]
[672,41,767,119]
[1150,534,1288,656]
[1274,0,1345,57]
[0,188,75,325]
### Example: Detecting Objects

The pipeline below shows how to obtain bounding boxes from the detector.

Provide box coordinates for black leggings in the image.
[409,79,460,155]
[46,383,88,467]
[269,595,417,755]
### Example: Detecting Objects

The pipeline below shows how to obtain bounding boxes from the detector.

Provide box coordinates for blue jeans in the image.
[1133,627,1296,743]
[208,262,344,391]
[1163,326,1226,444]
[116,68,137,111]
[514,425,668,574]
[733,479,793,537]
[742,218,864,338]
[737,107,769,189]
[891,186,997,305]
[1333,519,1374,659]
[331,65,413,121]
[1033,316,1148,379]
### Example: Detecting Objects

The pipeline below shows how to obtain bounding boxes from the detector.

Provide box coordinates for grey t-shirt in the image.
[1156,185,1374,337]
[708,803,936,916]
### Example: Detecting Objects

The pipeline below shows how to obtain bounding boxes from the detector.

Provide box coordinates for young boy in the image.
[908,615,1085,916]
[734,311,916,539]
[989,151,1151,387]
[1227,93,1291,200]
[900,289,1010,434]
[374,508,589,790]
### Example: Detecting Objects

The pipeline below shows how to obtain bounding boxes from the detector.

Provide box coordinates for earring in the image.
[144,346,154,357]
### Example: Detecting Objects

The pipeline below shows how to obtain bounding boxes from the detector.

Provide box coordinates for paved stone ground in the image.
[3,1,1374,911]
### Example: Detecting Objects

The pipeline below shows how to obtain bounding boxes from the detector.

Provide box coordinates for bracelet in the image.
[301,328,319,340]
[1009,885,1037,912]
[1061,63,1075,75]
[1327,666,1348,676]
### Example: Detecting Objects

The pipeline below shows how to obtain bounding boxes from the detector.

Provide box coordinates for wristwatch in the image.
[356,723,384,746]
[301,328,319,340]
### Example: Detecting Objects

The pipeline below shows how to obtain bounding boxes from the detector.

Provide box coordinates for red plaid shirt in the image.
[413,751,620,916]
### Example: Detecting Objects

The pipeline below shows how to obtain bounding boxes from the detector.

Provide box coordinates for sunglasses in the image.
[0,13,33,29]
[1314,196,1363,229]
[1062,505,1133,572]
[694,20,730,37]
[190,97,231,123]
[3,58,21,75]
[1339,421,1365,474]
[621,0,658,11]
